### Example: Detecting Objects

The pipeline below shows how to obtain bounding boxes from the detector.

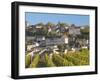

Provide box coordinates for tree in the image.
[80,26,89,39]
[58,44,66,53]
[57,22,69,27]
[46,22,55,27]
[42,26,48,35]
[36,22,44,26]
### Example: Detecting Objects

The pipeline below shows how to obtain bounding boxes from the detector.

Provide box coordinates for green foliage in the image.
[57,44,66,52]
[25,49,89,68]
[64,49,89,65]
[46,22,55,27]
[25,54,31,68]
[44,54,55,67]
[62,54,82,65]
[42,26,48,35]
[26,30,34,36]
[36,22,44,26]
[46,30,59,38]
[80,26,89,39]
[57,22,69,27]
[52,54,74,66]
[29,54,40,68]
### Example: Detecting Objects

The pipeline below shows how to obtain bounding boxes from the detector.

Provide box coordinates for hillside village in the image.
[25,22,89,61]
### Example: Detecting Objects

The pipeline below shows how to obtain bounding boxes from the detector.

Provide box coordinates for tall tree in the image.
[46,22,55,27]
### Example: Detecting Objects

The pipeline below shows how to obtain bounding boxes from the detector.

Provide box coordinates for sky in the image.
[25,12,89,26]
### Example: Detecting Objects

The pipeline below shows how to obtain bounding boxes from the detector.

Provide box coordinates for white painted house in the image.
[27,42,39,51]
[27,45,34,51]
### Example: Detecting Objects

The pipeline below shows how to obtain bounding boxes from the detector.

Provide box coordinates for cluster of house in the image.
[25,24,89,57]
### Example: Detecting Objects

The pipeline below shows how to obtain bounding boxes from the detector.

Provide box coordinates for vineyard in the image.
[25,49,89,68]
